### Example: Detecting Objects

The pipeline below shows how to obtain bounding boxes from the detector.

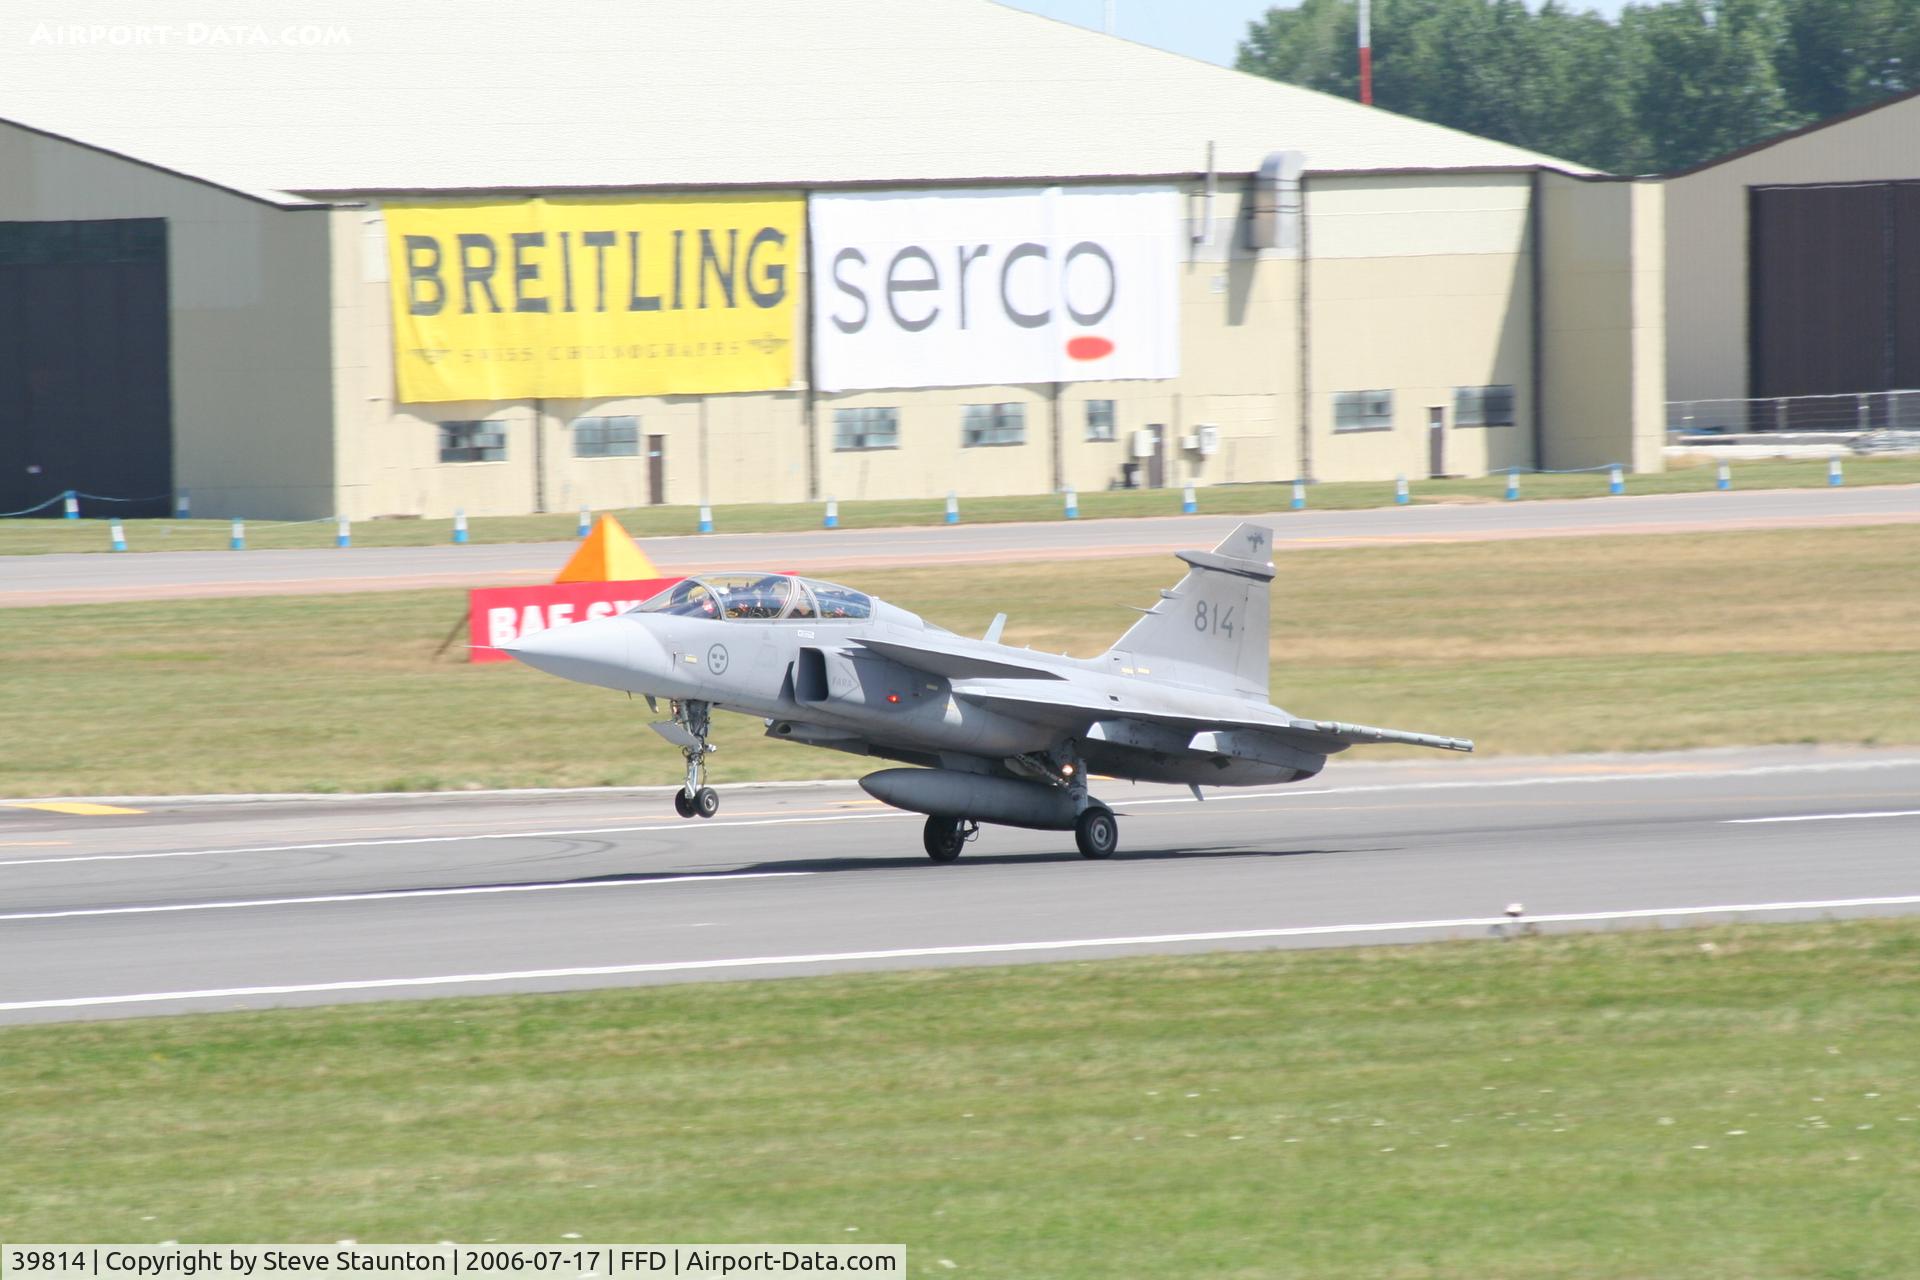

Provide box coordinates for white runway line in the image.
[0,871,811,923]
[0,811,915,869]
[1315,757,1920,795]
[1725,810,1920,825]
[8,892,1920,1013]
[7,756,1918,872]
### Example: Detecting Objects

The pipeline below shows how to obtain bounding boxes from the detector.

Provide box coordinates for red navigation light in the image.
[886,693,901,704]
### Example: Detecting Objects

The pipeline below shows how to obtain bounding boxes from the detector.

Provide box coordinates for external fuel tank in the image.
[859,768,1082,831]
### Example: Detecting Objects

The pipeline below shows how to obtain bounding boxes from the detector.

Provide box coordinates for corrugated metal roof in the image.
[0,0,1590,201]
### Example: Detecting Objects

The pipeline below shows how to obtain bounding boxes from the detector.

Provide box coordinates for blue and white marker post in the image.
[1717,461,1732,491]
[945,491,960,524]
[697,503,714,534]
[823,497,839,529]
[1829,455,1845,487]
[335,514,351,548]
[62,490,79,520]
[1181,481,1198,515]
[1505,469,1520,501]
[229,516,245,550]
[1063,486,1078,520]
[1608,466,1625,496]
[1394,474,1409,505]
[576,505,591,538]
[452,508,469,544]
[1291,480,1306,511]
[109,518,127,552]
[175,489,191,519]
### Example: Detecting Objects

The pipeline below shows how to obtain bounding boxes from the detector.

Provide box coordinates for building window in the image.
[573,415,640,457]
[1454,384,1516,427]
[833,406,900,451]
[1085,399,1117,442]
[439,420,506,463]
[963,403,1026,447]
[1333,390,1394,432]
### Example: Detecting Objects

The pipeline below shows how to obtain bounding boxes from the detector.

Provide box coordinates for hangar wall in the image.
[0,122,336,519]
[1539,174,1666,472]
[0,144,1660,522]
[325,183,1305,520]
[324,171,1644,520]
[1664,93,1920,402]
[1307,172,1536,482]
[327,203,811,519]
[803,182,1299,508]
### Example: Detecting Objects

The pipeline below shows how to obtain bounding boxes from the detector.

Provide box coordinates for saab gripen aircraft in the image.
[505,523,1473,861]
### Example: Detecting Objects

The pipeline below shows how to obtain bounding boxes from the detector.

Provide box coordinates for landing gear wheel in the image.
[923,815,966,863]
[670,699,719,820]
[1075,806,1118,859]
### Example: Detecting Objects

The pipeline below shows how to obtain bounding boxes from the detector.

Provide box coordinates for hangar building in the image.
[0,0,1664,520]
[1665,88,1920,421]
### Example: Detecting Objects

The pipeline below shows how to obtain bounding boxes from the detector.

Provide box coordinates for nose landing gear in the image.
[670,698,720,820]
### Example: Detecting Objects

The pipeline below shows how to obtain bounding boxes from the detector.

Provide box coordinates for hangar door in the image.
[1749,182,1920,404]
[0,218,172,517]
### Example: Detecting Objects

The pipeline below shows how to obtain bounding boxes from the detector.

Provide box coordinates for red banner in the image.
[469,578,680,663]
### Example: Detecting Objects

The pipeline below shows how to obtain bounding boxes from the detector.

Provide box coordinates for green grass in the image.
[3,524,1916,797]
[3,919,1919,1276]
[6,455,1919,556]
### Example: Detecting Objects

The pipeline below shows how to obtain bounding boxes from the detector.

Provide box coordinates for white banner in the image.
[810,186,1181,392]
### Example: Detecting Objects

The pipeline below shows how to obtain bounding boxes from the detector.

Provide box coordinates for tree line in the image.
[1235,0,1920,173]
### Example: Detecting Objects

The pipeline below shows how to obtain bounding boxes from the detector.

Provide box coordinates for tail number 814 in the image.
[1194,600,1235,636]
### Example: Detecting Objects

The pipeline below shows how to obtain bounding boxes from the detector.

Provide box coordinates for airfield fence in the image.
[1668,389,1920,435]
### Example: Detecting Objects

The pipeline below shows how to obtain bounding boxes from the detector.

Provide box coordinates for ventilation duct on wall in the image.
[1248,150,1305,251]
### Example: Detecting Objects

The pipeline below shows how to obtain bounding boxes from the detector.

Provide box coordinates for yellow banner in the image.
[384,195,802,402]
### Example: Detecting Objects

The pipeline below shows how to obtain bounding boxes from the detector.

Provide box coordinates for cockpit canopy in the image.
[629,573,873,622]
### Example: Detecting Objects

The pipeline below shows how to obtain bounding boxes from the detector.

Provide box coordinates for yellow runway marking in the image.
[0,840,73,847]
[4,802,146,816]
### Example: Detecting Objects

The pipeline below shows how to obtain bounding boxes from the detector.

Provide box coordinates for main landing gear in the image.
[921,809,1111,861]
[914,742,1118,863]
[1074,806,1118,859]
[671,698,720,820]
[923,815,979,863]
[1056,742,1117,860]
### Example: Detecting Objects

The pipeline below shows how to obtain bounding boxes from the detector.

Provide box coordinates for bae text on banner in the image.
[809,186,1180,392]
[384,196,804,403]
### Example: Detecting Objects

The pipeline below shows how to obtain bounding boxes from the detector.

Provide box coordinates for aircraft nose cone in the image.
[503,616,642,691]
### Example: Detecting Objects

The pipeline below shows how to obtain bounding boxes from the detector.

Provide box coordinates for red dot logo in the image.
[1066,336,1114,361]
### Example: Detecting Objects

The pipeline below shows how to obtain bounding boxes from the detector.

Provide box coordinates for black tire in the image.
[695,786,720,819]
[673,789,696,819]
[1075,806,1118,859]
[923,815,965,863]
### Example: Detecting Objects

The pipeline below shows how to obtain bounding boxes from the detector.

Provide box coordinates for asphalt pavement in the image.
[4,484,1916,606]
[3,745,1916,1025]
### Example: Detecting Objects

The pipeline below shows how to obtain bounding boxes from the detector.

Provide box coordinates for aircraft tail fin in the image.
[1108,523,1274,699]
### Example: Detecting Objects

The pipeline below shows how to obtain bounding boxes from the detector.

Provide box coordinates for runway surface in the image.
[3,745,1917,1026]
[5,484,1916,606]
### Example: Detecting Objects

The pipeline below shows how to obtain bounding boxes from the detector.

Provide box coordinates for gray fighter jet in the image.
[504,522,1472,860]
